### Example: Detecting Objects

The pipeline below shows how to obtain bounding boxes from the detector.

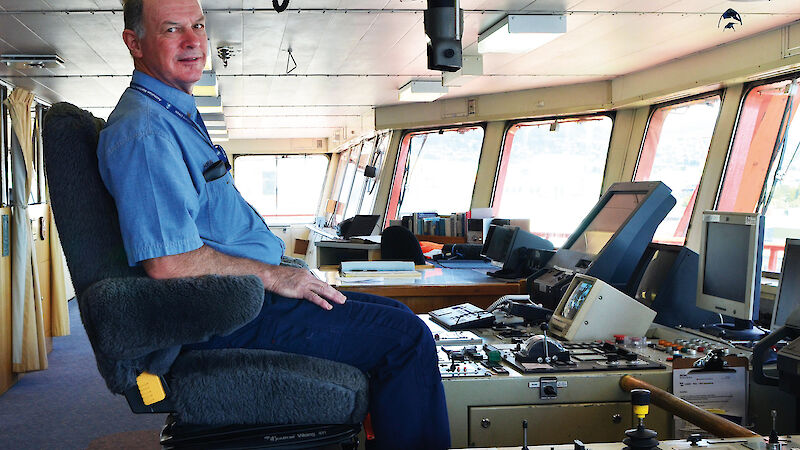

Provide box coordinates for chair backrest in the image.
[43,102,144,298]
[380,225,426,265]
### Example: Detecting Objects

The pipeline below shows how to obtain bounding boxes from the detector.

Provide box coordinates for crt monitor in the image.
[549,274,656,341]
[529,181,676,308]
[481,225,554,267]
[696,211,765,340]
[772,238,800,331]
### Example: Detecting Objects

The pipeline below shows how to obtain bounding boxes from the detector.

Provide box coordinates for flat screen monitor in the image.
[529,181,676,309]
[696,211,764,339]
[567,191,647,256]
[339,214,380,239]
[772,238,800,331]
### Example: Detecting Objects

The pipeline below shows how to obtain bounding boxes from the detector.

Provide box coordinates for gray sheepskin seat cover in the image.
[43,102,368,425]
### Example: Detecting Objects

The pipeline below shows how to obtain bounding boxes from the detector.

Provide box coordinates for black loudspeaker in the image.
[424,1,463,72]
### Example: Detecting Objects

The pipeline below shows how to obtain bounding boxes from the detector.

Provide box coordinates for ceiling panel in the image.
[1,1,799,140]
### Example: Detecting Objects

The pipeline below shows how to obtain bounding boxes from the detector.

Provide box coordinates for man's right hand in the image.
[262,264,347,310]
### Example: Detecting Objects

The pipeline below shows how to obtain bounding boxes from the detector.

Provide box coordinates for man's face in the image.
[127,0,207,94]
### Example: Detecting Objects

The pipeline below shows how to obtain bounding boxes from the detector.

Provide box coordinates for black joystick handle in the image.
[631,389,651,407]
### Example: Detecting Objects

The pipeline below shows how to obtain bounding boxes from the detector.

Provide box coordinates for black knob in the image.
[543,385,557,396]
[631,389,651,406]
[612,414,623,424]
[540,322,550,332]
[481,418,491,429]
[687,434,702,446]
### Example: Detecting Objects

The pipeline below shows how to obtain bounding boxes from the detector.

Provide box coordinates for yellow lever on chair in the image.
[137,372,166,405]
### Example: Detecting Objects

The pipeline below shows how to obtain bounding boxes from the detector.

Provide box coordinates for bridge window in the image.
[493,115,613,247]
[718,77,800,271]
[635,94,722,245]
[359,132,391,216]
[233,154,329,225]
[387,126,484,221]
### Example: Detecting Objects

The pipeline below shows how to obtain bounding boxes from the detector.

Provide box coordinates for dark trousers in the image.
[185,291,451,450]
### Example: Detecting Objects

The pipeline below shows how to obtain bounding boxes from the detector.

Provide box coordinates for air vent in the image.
[0,54,65,69]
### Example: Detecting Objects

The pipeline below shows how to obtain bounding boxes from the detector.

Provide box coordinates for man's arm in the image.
[142,245,346,310]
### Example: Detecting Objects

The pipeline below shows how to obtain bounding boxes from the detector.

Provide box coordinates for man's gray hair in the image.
[123,0,146,38]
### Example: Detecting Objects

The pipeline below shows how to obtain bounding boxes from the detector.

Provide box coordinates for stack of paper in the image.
[340,261,421,278]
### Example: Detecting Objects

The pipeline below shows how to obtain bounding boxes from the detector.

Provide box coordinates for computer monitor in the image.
[481,225,554,267]
[529,181,676,309]
[339,214,380,239]
[772,238,800,331]
[625,243,718,328]
[696,211,765,340]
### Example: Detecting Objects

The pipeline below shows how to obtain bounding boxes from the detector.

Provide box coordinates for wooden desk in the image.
[314,240,381,266]
[317,267,525,313]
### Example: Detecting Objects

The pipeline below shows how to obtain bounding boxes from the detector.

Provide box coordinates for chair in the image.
[380,226,426,265]
[42,103,368,449]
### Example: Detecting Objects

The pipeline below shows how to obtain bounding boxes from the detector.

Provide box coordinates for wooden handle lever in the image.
[619,375,758,438]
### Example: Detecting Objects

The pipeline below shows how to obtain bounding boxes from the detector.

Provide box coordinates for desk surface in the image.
[317,266,521,290]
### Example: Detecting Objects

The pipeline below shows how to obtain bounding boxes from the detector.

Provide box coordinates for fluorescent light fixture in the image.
[443,55,484,87]
[207,128,228,135]
[192,71,218,97]
[398,80,448,102]
[201,113,226,127]
[478,15,566,54]
[0,54,65,69]
[196,96,223,114]
[204,41,213,71]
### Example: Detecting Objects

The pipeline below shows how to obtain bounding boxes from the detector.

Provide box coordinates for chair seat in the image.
[167,349,369,426]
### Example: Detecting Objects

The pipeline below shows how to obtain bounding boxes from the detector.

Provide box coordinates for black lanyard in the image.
[129,82,230,169]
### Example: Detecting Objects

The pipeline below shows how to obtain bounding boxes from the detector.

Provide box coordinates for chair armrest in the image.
[80,274,264,361]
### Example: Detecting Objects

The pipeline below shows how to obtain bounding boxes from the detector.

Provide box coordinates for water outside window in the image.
[495,117,612,247]
[233,154,328,225]
[635,96,721,244]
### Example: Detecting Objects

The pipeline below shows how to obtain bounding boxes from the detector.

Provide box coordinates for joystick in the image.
[623,389,659,450]
[767,410,780,450]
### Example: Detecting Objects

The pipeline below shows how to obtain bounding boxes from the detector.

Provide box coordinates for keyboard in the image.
[429,303,495,331]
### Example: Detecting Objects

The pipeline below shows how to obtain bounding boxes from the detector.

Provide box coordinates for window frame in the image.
[715,72,800,273]
[359,131,392,216]
[491,112,615,216]
[715,73,800,213]
[230,152,330,225]
[633,90,724,245]
[1,84,8,207]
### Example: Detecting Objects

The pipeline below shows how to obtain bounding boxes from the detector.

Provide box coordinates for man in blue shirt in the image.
[97,1,450,448]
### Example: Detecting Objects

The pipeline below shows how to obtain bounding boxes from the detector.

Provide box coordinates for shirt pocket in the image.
[204,172,245,239]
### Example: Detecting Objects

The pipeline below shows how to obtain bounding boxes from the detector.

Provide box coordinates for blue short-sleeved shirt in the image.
[97,70,285,267]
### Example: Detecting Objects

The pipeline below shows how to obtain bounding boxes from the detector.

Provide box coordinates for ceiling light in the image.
[193,71,218,97]
[204,41,213,71]
[201,113,226,127]
[196,96,223,114]
[478,15,566,54]
[0,54,65,69]
[398,80,448,102]
[207,128,228,135]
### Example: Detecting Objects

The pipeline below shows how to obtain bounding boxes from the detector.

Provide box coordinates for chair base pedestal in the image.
[160,414,361,449]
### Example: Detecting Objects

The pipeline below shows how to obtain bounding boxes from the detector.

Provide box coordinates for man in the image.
[96,0,451,448]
